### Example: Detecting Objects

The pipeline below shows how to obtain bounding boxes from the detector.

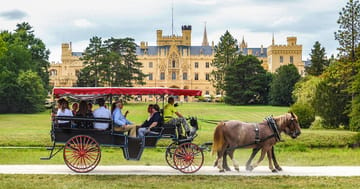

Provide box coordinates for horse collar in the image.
[266,116,281,142]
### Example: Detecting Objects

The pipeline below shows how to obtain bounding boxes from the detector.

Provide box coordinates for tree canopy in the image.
[269,64,301,106]
[305,41,329,76]
[77,37,146,87]
[210,30,238,95]
[334,0,360,62]
[224,55,271,105]
[0,22,49,113]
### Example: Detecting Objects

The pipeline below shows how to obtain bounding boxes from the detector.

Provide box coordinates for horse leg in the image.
[216,150,225,172]
[227,149,239,172]
[267,149,277,173]
[246,147,260,171]
[251,148,267,170]
[222,151,232,171]
[271,146,282,171]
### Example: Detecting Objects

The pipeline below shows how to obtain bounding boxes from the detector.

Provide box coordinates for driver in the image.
[163,97,192,137]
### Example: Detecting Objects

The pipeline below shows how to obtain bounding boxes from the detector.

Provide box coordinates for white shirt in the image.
[56,109,73,123]
[93,106,111,130]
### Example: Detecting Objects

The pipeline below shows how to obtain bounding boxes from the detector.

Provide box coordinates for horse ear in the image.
[290,112,295,118]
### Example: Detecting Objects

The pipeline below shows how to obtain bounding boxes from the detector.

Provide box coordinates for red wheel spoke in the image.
[64,135,101,173]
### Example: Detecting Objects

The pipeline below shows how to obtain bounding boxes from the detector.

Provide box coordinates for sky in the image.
[0,0,347,62]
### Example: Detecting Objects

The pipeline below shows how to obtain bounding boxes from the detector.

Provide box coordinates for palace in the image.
[49,25,305,98]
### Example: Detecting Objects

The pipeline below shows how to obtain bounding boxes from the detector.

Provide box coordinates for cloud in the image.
[73,19,95,28]
[0,9,27,20]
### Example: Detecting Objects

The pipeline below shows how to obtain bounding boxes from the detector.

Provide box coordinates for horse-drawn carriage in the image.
[41,87,206,173]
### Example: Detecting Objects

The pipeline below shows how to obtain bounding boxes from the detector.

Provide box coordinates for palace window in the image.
[172,60,176,68]
[50,69,57,76]
[205,62,210,68]
[290,56,294,64]
[195,62,199,68]
[183,72,188,80]
[148,73,153,80]
[195,73,199,80]
[205,91,210,95]
[160,72,165,80]
[280,56,284,63]
[205,73,210,81]
[149,62,153,68]
[172,72,176,80]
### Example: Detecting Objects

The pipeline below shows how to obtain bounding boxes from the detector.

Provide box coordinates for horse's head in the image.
[278,112,301,139]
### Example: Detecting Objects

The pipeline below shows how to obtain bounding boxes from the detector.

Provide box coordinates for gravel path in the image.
[0,165,359,176]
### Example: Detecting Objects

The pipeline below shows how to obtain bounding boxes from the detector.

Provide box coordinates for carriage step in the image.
[46,147,54,150]
[40,157,50,160]
[203,142,213,146]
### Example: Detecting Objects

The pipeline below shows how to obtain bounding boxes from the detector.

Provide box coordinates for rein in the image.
[226,116,281,152]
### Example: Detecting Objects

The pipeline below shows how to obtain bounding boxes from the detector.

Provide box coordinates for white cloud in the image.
[73,19,95,28]
[0,0,348,61]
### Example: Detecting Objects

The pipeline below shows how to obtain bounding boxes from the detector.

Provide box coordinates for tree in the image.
[292,76,321,105]
[104,37,146,87]
[313,61,352,128]
[334,0,360,62]
[17,71,47,113]
[210,31,238,96]
[80,36,105,87]
[305,41,329,76]
[269,64,301,106]
[77,37,146,87]
[14,22,50,89]
[0,22,49,113]
[224,55,271,105]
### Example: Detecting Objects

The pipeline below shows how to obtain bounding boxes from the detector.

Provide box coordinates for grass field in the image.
[0,175,360,189]
[0,103,359,166]
[1,103,360,188]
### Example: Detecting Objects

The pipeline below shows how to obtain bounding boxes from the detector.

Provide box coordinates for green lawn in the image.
[0,103,359,166]
[0,175,359,189]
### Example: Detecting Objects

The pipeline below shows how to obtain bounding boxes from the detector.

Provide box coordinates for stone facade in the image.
[49,25,305,98]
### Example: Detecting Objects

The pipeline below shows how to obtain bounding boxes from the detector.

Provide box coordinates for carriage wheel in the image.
[165,142,177,169]
[63,135,101,173]
[173,143,204,173]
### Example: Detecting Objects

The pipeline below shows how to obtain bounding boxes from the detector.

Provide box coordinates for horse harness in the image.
[226,116,281,151]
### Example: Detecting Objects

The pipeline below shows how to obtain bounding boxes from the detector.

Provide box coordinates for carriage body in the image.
[42,87,204,173]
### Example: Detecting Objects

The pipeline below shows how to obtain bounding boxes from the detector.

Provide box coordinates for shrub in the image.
[290,103,315,129]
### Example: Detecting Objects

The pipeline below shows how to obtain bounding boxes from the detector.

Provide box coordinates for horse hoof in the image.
[225,168,231,172]
[235,168,240,172]
[275,167,283,171]
[219,170,225,173]
[271,169,278,173]
[246,166,254,171]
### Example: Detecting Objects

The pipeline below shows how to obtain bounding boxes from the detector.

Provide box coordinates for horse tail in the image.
[211,122,226,155]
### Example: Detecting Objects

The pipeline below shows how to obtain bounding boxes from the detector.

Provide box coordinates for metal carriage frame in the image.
[41,87,205,173]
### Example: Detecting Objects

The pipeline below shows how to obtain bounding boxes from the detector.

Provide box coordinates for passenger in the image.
[71,103,78,115]
[56,99,73,128]
[163,97,192,137]
[112,101,137,137]
[93,98,111,130]
[88,102,93,114]
[138,104,162,138]
[75,101,93,129]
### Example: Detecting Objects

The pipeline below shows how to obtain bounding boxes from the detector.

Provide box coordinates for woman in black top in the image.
[75,101,94,129]
[138,104,162,138]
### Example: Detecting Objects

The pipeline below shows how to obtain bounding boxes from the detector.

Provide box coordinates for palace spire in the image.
[202,22,209,46]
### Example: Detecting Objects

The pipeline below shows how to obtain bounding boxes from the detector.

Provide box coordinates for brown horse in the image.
[212,112,301,172]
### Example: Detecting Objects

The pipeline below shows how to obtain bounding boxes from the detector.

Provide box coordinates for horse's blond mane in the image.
[273,113,292,128]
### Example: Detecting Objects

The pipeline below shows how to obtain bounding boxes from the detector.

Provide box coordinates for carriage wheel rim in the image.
[63,135,101,173]
[173,143,204,174]
[165,142,178,169]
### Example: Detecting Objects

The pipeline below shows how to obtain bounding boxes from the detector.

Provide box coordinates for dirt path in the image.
[1,165,359,176]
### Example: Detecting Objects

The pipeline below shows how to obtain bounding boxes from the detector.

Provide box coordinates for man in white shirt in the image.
[93,98,111,130]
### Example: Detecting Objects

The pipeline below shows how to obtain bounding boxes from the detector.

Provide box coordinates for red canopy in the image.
[53,87,202,98]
